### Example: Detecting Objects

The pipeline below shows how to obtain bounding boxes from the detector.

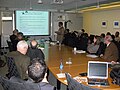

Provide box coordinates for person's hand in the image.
[100,54,103,57]
[111,61,119,65]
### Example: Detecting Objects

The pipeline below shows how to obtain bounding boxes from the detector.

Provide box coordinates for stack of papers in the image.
[75,50,86,54]
[86,54,98,58]
[66,61,72,64]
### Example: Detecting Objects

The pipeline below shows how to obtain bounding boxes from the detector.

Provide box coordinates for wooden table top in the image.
[44,43,120,90]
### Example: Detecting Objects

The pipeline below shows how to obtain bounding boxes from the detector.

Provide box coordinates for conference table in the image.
[43,43,120,90]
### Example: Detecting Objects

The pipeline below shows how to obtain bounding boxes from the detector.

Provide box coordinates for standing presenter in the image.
[55,22,65,44]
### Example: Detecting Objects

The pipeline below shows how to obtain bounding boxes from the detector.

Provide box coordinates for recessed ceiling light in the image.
[52,0,63,4]
[38,0,43,4]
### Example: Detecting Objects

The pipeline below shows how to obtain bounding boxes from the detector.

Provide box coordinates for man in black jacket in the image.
[10,29,19,51]
[27,40,45,61]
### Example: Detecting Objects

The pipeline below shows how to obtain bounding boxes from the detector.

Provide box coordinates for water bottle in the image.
[60,59,63,73]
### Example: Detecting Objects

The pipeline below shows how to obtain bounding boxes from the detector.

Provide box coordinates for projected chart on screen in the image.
[16,11,50,35]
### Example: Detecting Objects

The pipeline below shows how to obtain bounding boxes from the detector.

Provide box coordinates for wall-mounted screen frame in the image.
[15,10,51,36]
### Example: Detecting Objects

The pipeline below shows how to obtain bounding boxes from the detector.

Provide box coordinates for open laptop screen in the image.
[88,61,108,79]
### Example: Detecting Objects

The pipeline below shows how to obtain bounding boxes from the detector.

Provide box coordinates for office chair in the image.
[49,37,57,42]
[5,56,21,79]
[0,76,40,90]
[6,40,13,52]
[65,73,99,90]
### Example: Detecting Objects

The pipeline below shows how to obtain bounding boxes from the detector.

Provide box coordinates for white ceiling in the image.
[0,0,119,11]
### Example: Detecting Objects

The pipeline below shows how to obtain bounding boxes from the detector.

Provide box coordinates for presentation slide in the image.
[16,11,50,35]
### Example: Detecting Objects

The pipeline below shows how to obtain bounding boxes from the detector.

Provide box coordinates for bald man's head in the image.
[30,40,38,49]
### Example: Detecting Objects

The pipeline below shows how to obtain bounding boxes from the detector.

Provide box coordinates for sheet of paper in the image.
[86,54,98,58]
[50,42,56,45]
[73,76,87,83]
[75,50,86,54]
[56,73,65,78]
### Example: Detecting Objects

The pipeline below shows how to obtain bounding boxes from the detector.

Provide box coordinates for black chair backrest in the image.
[113,41,120,62]
[0,76,40,90]
[6,40,13,52]
[49,37,53,42]
[65,73,99,90]
[5,56,21,79]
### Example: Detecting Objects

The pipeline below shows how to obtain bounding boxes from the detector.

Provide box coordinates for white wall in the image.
[52,12,83,31]
[1,11,13,47]
[52,12,83,40]
[0,11,2,35]
[1,21,13,47]
[66,14,83,31]
[83,9,120,35]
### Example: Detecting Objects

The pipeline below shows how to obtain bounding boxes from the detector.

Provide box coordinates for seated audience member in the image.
[111,34,120,63]
[115,31,120,42]
[80,29,85,38]
[100,33,105,43]
[27,40,45,61]
[106,32,111,36]
[17,32,24,41]
[6,40,30,79]
[103,35,119,62]
[27,58,56,90]
[62,29,70,45]
[78,29,85,38]
[10,29,19,51]
[87,36,102,54]
[111,34,115,41]
[77,33,88,51]
[88,34,95,44]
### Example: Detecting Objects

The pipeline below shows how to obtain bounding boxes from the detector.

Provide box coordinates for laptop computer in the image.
[87,61,109,86]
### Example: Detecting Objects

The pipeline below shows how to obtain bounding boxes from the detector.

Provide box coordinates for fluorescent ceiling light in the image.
[81,4,120,12]
[2,17,12,20]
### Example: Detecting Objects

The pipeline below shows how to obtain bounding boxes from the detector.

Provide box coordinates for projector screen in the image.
[15,11,50,35]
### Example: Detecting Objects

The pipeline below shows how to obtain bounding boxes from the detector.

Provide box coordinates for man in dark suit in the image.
[27,40,45,61]
[103,35,119,62]
[10,29,19,51]
[7,40,30,79]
